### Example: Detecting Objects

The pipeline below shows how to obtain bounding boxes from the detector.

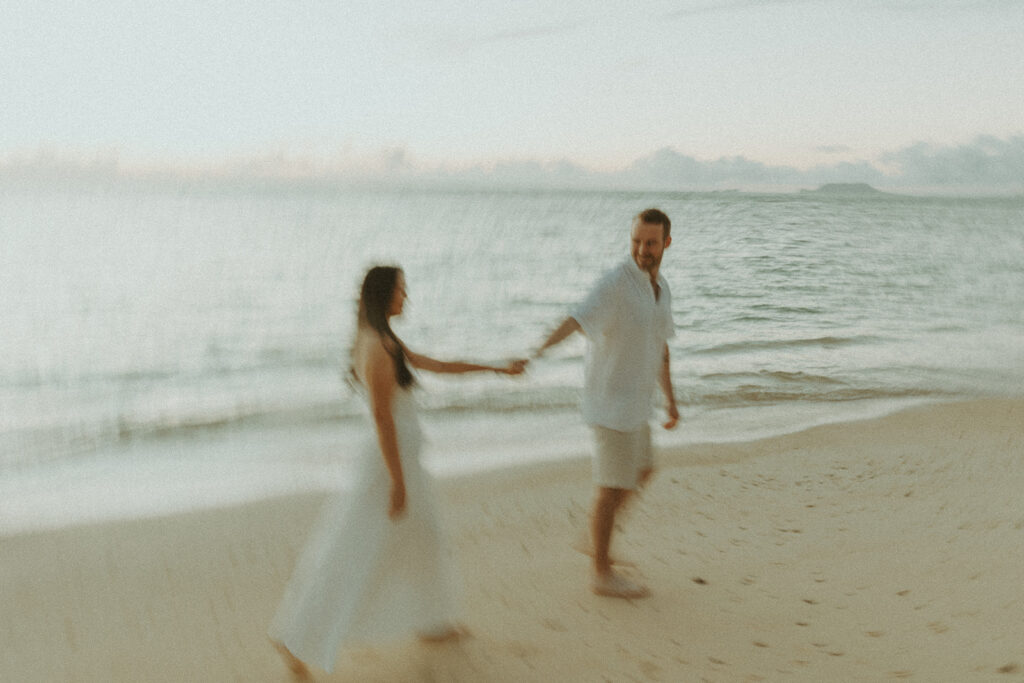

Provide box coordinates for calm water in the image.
[2,182,1022,530]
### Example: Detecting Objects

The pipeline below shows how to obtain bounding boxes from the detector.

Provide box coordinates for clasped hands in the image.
[496,358,529,375]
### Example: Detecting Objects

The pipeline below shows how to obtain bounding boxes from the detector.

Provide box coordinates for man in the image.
[535,208,678,599]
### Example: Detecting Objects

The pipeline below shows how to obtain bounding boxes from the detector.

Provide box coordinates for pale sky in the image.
[3,0,1023,191]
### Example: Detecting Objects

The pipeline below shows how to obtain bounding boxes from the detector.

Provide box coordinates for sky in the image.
[2,0,1023,192]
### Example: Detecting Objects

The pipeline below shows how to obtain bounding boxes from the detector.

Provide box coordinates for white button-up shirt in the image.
[571,259,675,431]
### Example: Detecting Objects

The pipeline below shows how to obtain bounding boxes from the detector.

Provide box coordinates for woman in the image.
[269,265,526,678]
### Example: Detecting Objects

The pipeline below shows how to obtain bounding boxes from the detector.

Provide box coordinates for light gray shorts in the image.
[591,423,653,490]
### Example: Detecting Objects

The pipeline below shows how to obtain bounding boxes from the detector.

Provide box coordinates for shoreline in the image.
[0,393,963,538]
[3,397,1023,681]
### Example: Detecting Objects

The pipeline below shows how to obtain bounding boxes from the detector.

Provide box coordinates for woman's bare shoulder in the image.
[353,330,396,379]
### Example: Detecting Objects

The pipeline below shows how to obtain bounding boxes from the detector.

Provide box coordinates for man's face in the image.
[630,220,670,274]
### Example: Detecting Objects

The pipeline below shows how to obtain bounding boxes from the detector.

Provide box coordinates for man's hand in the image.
[662,403,679,430]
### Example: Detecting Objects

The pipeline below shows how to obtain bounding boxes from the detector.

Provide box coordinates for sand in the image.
[2,398,1023,682]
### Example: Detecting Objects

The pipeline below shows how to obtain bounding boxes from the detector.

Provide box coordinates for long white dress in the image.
[268,388,459,673]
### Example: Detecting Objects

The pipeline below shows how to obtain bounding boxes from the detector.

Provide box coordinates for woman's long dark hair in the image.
[351,266,414,388]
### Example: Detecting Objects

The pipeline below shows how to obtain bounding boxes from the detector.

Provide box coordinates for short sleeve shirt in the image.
[571,259,675,431]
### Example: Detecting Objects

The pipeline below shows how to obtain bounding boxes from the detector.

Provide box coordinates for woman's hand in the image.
[389,483,407,520]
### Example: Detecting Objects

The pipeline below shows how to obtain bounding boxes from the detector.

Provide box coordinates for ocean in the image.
[2,181,1022,533]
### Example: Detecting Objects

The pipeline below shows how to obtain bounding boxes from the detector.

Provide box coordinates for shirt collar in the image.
[623,257,665,289]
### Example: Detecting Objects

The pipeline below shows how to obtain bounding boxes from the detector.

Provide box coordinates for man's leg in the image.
[614,464,653,522]
[592,486,629,576]
[591,486,649,598]
[588,425,651,598]
[597,430,654,547]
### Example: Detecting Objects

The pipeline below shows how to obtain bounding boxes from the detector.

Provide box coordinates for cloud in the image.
[880,135,1024,187]
[438,138,1020,193]
[815,145,853,155]
[3,136,1022,195]
[598,148,890,190]
[618,148,797,187]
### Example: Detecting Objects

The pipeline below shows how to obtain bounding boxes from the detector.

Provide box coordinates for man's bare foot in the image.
[270,639,311,680]
[591,571,650,599]
[573,532,634,569]
[417,623,471,644]
[571,534,635,566]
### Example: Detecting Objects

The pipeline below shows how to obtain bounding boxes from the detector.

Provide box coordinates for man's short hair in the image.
[635,208,671,240]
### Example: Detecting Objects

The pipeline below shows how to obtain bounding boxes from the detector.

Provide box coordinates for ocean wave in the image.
[0,377,975,472]
[0,367,181,390]
[679,366,956,407]
[687,335,883,355]
[253,347,340,369]
[700,370,847,385]
[0,357,342,393]
[1,386,582,468]
[5,398,351,453]
[417,388,580,415]
[747,303,826,315]
[113,401,351,440]
[691,385,952,407]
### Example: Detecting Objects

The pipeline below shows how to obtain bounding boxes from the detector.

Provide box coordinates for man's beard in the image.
[635,254,660,271]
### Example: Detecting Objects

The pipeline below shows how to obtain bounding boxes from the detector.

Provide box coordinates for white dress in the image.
[268,389,459,672]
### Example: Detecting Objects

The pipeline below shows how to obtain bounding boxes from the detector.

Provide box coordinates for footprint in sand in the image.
[639,660,661,680]
[542,618,567,633]
[506,641,539,659]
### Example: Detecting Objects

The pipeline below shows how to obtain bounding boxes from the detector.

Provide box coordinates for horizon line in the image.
[1,136,1022,197]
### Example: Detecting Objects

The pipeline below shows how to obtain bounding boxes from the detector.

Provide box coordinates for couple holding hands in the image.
[270,208,678,678]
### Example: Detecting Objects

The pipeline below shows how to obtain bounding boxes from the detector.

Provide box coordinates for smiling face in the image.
[630,219,671,278]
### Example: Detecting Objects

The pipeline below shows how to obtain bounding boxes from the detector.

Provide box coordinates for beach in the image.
[3,397,1022,682]
[5,4,1024,679]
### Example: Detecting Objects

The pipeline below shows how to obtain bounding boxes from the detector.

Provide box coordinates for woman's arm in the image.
[405,348,526,376]
[364,338,406,519]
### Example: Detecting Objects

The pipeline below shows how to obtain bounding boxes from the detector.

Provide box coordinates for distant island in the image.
[802,183,887,195]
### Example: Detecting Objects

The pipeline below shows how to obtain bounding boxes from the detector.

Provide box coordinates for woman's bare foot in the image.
[270,639,311,680]
[417,623,471,644]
